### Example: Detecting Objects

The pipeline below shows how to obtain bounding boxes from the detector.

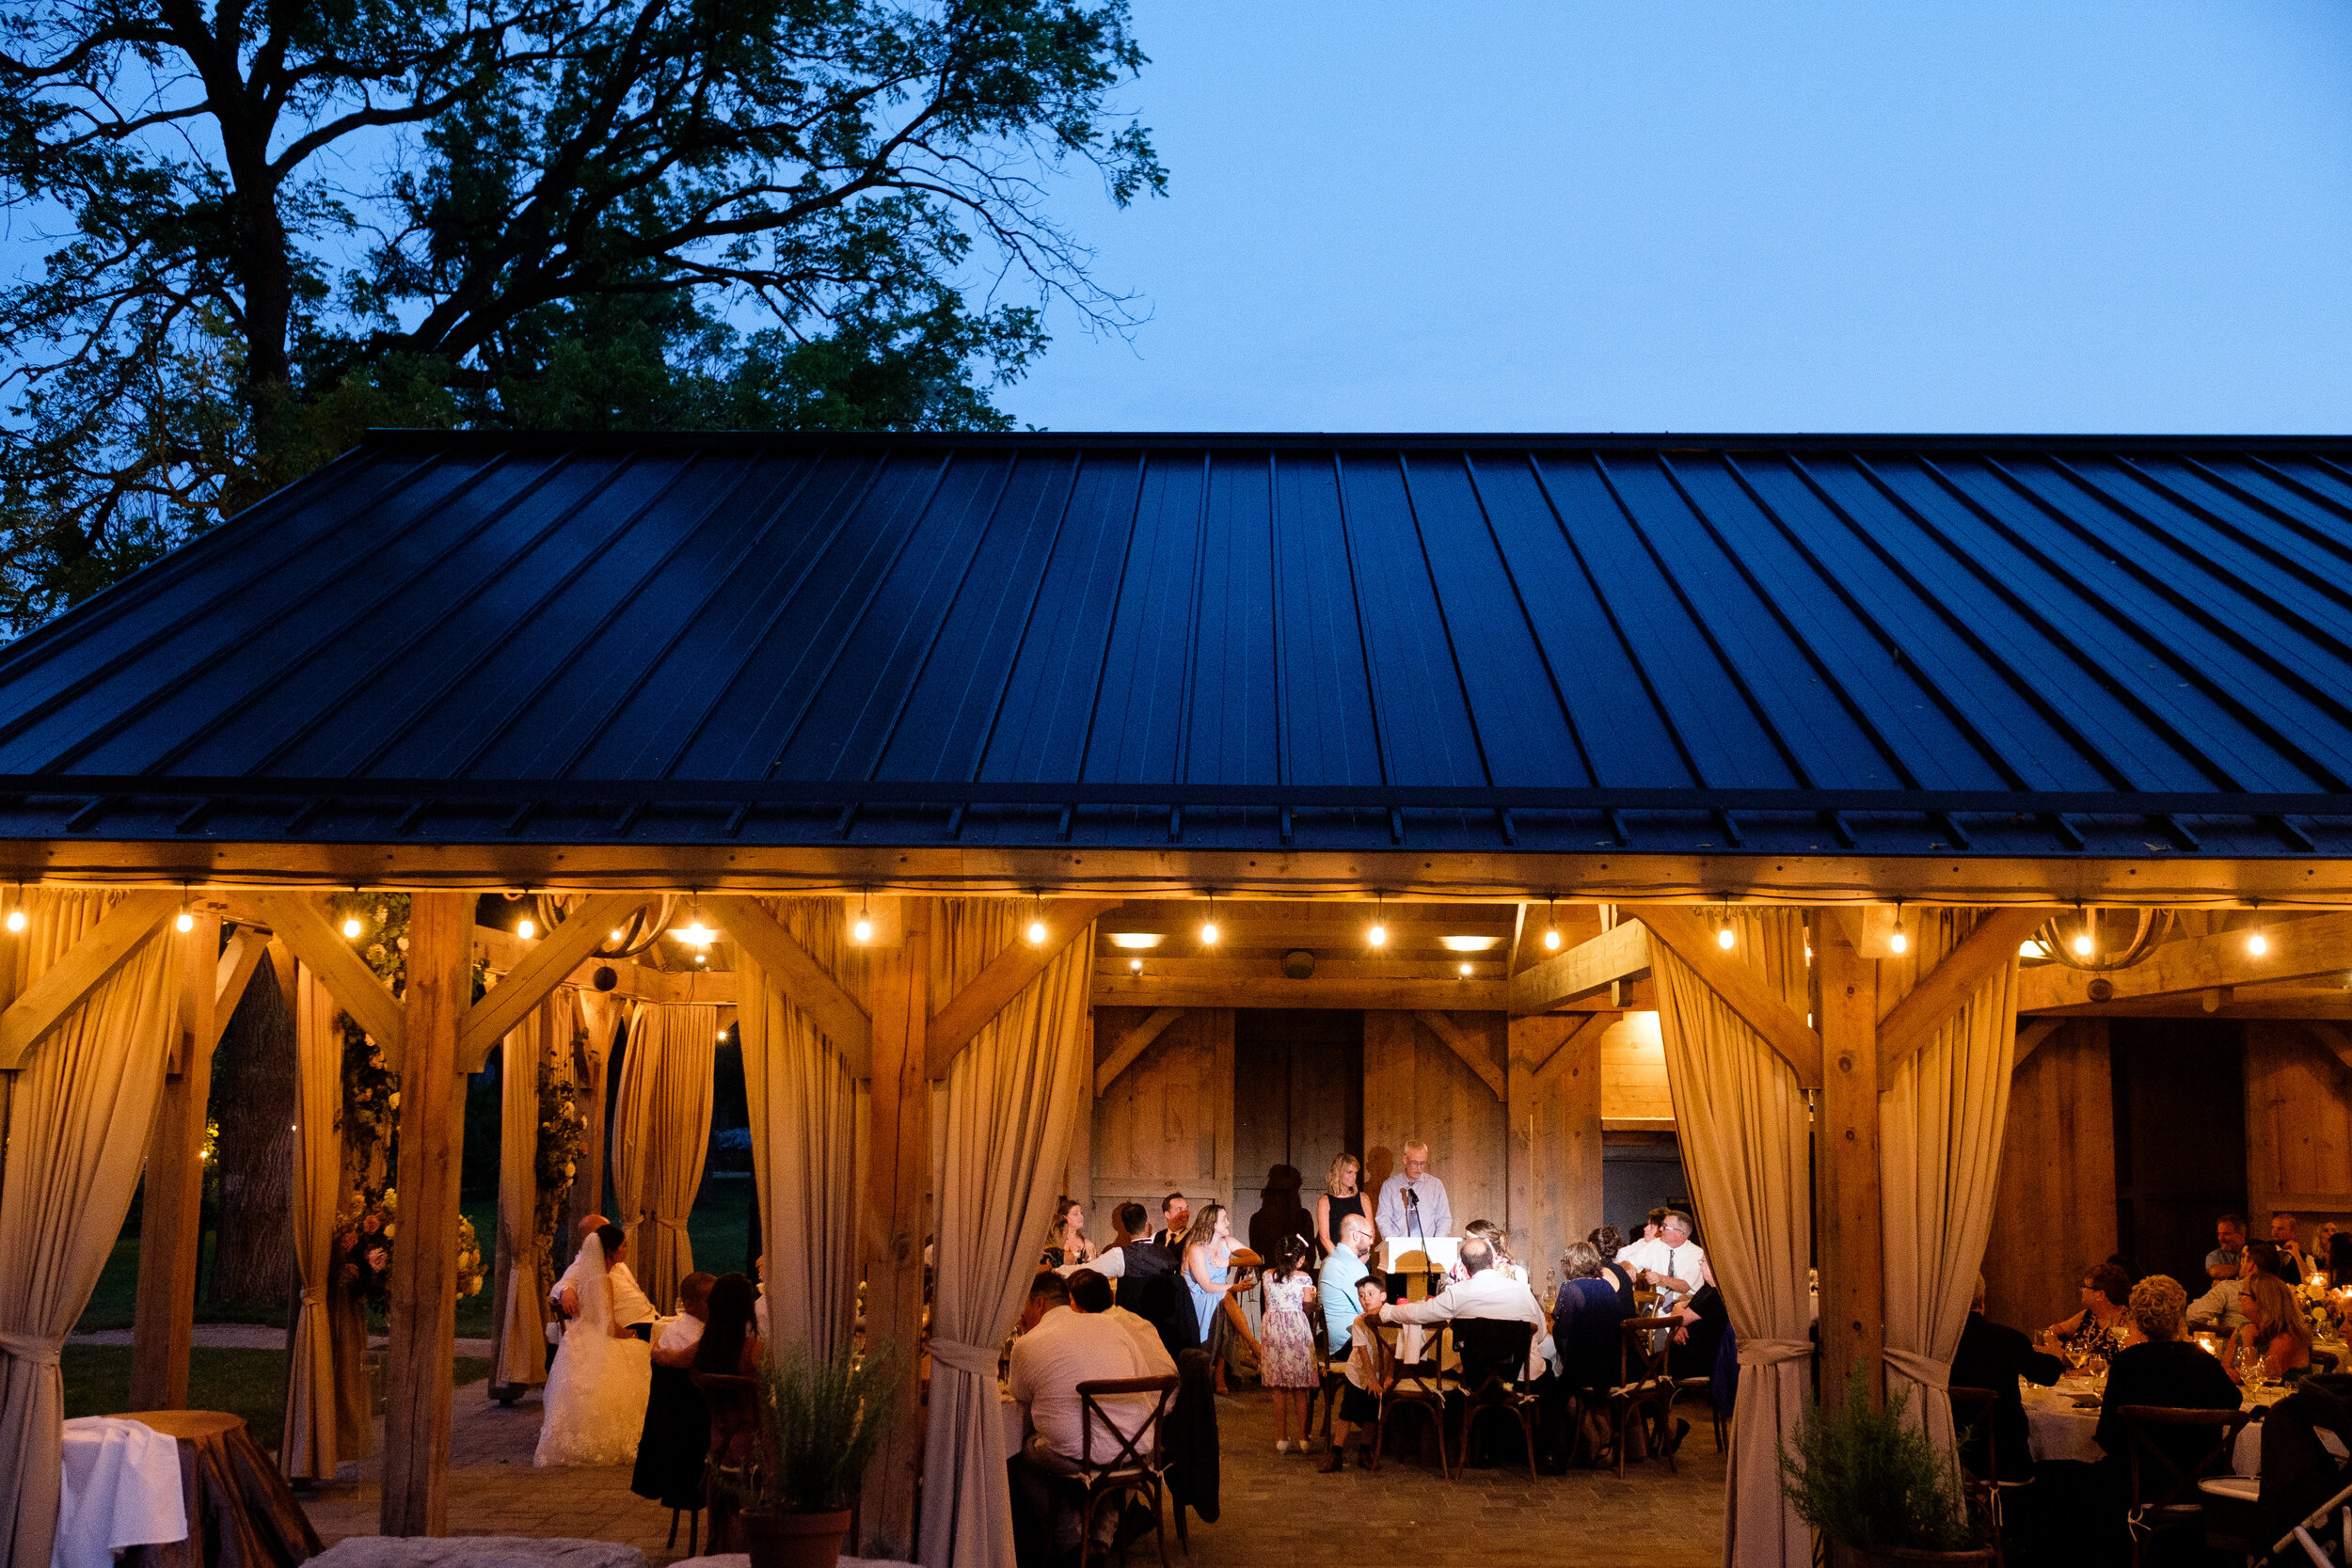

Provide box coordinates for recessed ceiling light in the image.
[1439,935,1502,952]
[1107,932,1164,949]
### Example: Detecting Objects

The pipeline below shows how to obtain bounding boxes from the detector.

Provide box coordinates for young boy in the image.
[1318,1273,1394,1472]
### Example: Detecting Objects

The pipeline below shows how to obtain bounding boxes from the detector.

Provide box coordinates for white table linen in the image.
[54,1417,185,1568]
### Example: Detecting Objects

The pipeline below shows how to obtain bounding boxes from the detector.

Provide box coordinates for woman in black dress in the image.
[1587,1226,1639,1316]
[1317,1152,1373,1259]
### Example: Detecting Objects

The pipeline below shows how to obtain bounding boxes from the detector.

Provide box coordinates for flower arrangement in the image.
[533,1039,587,1285]
[335,1188,399,1308]
[455,1213,486,1300]
[339,1022,399,1164]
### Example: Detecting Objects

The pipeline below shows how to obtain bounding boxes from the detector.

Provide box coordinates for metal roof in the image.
[5,429,2352,859]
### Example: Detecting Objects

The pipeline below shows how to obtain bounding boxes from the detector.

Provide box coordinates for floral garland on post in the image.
[534,1034,587,1287]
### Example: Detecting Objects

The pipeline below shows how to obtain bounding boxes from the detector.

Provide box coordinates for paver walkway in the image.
[299,1384,1728,1566]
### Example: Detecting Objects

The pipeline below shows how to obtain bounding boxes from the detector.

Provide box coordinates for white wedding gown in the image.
[534,1233,652,1466]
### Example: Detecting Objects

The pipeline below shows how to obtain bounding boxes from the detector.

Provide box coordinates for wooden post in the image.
[382,891,469,1536]
[130,911,214,1409]
[1814,907,1884,1408]
[1507,1014,1603,1280]
[859,898,929,1561]
[570,989,623,1250]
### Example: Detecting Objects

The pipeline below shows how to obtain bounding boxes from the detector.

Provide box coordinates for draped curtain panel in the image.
[1654,910,1815,1568]
[611,1002,718,1310]
[491,1001,551,1390]
[919,901,1096,1568]
[1879,910,2019,1452]
[280,964,349,1479]
[740,898,866,1365]
[0,891,181,1568]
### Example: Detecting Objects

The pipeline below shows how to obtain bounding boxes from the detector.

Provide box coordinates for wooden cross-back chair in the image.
[1611,1316,1680,1477]
[2113,1403,2254,1568]
[1068,1374,1181,1568]
[1374,1322,1453,1479]
[1452,1318,1540,1481]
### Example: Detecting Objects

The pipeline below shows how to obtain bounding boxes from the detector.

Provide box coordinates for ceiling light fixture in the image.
[1199,891,1217,947]
[1368,893,1387,949]
[852,888,873,944]
[1106,932,1164,950]
[1716,907,1736,950]
[176,884,195,933]
[6,882,24,935]
[1027,891,1048,946]
[1543,895,1561,951]
[1889,902,1908,955]
[2073,903,2094,958]
[1440,935,1502,953]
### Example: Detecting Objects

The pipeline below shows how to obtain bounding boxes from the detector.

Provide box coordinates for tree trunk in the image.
[208,953,298,1306]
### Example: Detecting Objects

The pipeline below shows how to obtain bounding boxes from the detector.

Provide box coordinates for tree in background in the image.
[0,0,1163,631]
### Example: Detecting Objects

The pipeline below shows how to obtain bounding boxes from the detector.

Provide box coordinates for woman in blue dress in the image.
[1183,1203,1259,1383]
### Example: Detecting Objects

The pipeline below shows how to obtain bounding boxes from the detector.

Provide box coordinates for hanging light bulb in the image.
[2073,931,2094,957]
[1199,891,1217,946]
[516,914,536,941]
[175,885,195,934]
[1716,908,1736,950]
[343,914,364,940]
[1889,904,1908,955]
[1368,892,1386,948]
[1457,960,1472,977]
[2249,931,2269,956]
[6,907,24,935]
[1129,956,1144,973]
[1027,894,1048,945]
[681,893,714,948]
[1544,895,1561,950]
[853,888,874,944]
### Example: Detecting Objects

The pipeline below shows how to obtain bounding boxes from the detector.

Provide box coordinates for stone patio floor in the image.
[299,1384,1729,1566]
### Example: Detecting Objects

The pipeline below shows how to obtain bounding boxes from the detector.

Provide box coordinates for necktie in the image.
[1408,1187,1423,1239]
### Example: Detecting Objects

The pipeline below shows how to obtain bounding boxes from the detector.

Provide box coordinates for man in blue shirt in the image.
[1319,1213,1375,1354]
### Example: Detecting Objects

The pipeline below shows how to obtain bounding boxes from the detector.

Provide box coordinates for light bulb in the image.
[609,929,624,942]
[2249,932,2268,956]
[693,952,706,964]
[1544,927,1561,950]
[1200,921,1218,945]
[342,916,363,939]
[176,909,195,933]
[683,920,713,946]
[1129,957,1144,973]
[717,1028,728,1042]
[852,917,873,942]
[1027,919,1047,944]
[5,909,24,934]
[1368,924,1387,948]
[2073,933,2094,957]
[1890,927,1908,955]
[1457,960,1472,976]
[1716,925,1735,950]
[516,917,535,941]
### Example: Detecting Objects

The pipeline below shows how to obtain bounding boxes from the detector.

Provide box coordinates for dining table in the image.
[2019,1343,2350,1476]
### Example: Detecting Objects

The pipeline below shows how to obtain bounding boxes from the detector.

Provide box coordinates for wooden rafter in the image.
[254,893,407,1067]
[2011,1017,2064,1070]
[459,891,649,1070]
[1875,909,2048,1077]
[706,895,870,1073]
[1508,918,1650,1015]
[0,892,180,1069]
[927,899,1120,1079]
[1096,1006,1184,1097]
[1523,1010,1613,1077]
[1640,907,1824,1089]
[2017,909,2352,1012]
[1414,1009,1506,1099]
[206,927,268,1053]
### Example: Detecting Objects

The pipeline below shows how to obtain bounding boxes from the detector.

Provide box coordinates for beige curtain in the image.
[1880,910,2018,1451]
[740,898,866,1365]
[0,892,182,1568]
[1653,910,1814,1568]
[279,963,348,1478]
[612,1002,718,1310]
[491,1001,551,1390]
[920,901,1096,1568]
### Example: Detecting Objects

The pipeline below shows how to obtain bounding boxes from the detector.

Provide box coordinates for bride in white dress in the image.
[534,1230,652,1465]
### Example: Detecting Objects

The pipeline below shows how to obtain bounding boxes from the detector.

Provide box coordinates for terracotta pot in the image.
[742,1508,853,1568]
[1834,1544,1996,1568]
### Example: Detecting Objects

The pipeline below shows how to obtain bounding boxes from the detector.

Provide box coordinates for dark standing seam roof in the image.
[4,429,2352,857]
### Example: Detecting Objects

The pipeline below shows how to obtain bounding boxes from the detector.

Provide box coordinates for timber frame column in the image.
[130,911,215,1409]
[383,891,470,1536]
[860,897,929,1560]
[1814,908,1884,1408]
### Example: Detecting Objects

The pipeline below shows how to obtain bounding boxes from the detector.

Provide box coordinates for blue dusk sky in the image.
[1001,3,2352,434]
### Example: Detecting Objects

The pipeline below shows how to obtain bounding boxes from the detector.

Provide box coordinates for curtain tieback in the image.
[299,1287,327,1307]
[1737,1338,1813,1369]
[929,1338,1001,1379]
[0,1330,62,1367]
[1883,1348,1952,1390]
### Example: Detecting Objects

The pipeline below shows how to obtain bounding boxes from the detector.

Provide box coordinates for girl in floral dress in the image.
[1259,1236,1320,1451]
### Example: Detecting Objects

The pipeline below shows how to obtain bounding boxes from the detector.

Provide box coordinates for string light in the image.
[1129,956,1144,973]
[1457,960,1472,977]
[2249,931,2269,956]
[1199,891,1218,946]
[1368,893,1387,949]
[342,886,365,940]
[1543,895,1561,951]
[1716,907,1736,950]
[6,882,24,935]
[682,893,714,948]
[176,885,195,934]
[516,915,536,941]
[852,888,873,944]
[2073,904,2095,958]
[1027,891,1048,946]
[1889,903,1908,956]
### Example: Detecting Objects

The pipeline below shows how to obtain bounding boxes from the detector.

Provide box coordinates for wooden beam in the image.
[1876,909,2047,1077]
[459,892,648,1071]
[2301,1022,2352,1079]
[861,899,929,1560]
[928,899,1120,1078]
[206,927,267,1054]
[2011,1018,2064,1071]
[706,894,870,1071]
[1413,1009,1506,1100]
[1524,1009,1613,1077]
[0,891,178,1069]
[1508,918,1650,1015]
[383,891,469,1537]
[264,935,299,1020]
[1095,1006,1184,1097]
[2017,909,2352,1012]
[1639,907,1824,1090]
[1814,907,1884,1410]
[130,911,211,1409]
[1093,973,1510,1011]
[256,892,405,1068]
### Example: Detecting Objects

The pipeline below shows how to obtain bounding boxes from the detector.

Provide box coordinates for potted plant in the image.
[739,1343,898,1568]
[1779,1371,1994,1566]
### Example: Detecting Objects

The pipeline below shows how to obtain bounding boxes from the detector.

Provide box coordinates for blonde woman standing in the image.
[1317,1152,1375,1259]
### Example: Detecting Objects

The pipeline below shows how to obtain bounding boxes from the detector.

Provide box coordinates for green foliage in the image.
[0,0,1165,632]
[534,1037,588,1286]
[1778,1371,1981,1554]
[754,1342,900,1514]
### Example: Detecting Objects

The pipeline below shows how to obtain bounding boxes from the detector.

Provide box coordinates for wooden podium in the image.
[1380,1237,1459,1301]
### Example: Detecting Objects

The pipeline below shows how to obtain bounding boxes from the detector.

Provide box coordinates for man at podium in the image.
[1375,1138,1453,1245]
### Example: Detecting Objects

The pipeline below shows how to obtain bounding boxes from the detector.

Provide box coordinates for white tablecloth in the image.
[54,1417,186,1568]
[2018,1374,2302,1473]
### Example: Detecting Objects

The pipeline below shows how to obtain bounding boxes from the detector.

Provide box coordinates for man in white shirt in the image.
[1377,1236,1553,1381]
[651,1272,715,1369]
[1068,1268,1174,1378]
[1643,1212,1706,1317]
[1615,1208,1671,1275]
[551,1221,658,1339]
[1375,1139,1453,1244]
[1009,1272,1162,1555]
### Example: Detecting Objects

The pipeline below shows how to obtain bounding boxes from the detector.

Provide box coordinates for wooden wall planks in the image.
[1983,1019,2117,1338]
[2246,1021,2352,1218]
[1362,1009,1507,1243]
[1088,1006,1235,1234]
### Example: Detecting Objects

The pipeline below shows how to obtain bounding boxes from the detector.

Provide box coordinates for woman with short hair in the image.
[2044,1261,2132,1361]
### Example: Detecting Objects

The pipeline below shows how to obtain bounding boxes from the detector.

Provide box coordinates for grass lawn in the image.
[61,1346,490,1445]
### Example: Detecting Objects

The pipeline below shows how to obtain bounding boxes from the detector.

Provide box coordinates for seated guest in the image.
[2229,1273,2314,1385]
[2209,1212,2248,1282]
[1666,1258,1728,1383]
[2251,1238,2305,1288]
[2042,1260,2131,1360]
[2274,1212,2315,1283]
[691,1273,766,1551]
[1447,1219,1523,1284]
[552,1218,659,1340]
[1949,1272,2061,1482]
[1616,1209,1671,1275]
[2188,1251,2251,1336]
[2093,1275,2238,1473]
[1017,1268,1068,1336]
[1110,1201,1150,1250]
[1642,1211,1706,1318]
[1320,1214,1375,1357]
[1082,1228,1199,1360]
[632,1272,716,1511]
[1377,1235,1553,1380]
[1316,1272,1395,1473]
[1552,1240,1632,1393]
[1068,1267,1174,1376]
[1041,1196,1094,1269]
[1587,1227,1638,1316]
[1009,1262,1162,1556]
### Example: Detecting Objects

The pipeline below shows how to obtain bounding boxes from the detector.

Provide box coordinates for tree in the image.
[0,0,1162,631]
[206,952,295,1307]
